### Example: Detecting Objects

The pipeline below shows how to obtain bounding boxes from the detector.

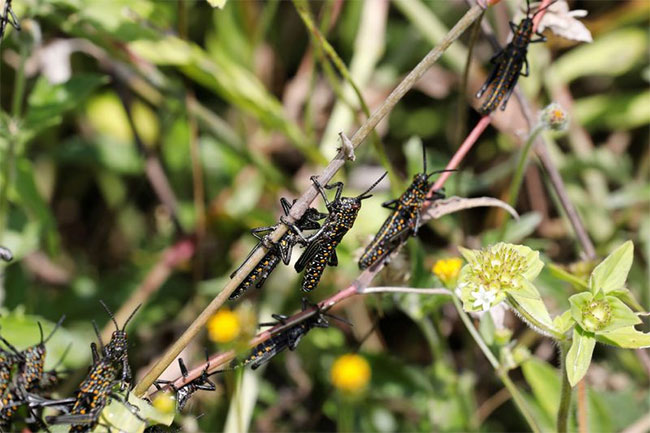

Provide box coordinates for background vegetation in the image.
[0,0,648,431]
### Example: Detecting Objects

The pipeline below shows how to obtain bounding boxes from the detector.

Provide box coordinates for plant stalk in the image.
[452,296,542,433]
[557,342,573,433]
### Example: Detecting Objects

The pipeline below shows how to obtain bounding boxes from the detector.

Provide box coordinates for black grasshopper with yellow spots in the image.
[295,172,387,292]
[90,301,142,390]
[476,0,554,115]
[153,354,217,411]
[229,198,327,300]
[359,149,446,271]
[45,304,141,432]
[0,331,23,398]
[0,316,66,430]
[233,298,349,370]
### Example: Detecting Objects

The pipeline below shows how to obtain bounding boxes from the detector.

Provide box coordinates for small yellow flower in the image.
[207,309,241,343]
[432,258,463,287]
[152,391,176,414]
[330,354,371,393]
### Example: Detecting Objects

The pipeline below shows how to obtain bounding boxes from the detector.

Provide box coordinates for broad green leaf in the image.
[98,392,174,433]
[595,326,650,349]
[0,310,87,368]
[24,74,107,135]
[589,241,634,294]
[479,312,496,346]
[608,288,646,312]
[547,263,589,290]
[573,91,650,131]
[521,358,561,421]
[566,327,596,387]
[597,296,642,333]
[550,28,647,83]
[553,310,576,335]
[507,281,554,334]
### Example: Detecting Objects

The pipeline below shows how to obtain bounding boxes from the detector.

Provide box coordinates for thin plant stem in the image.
[557,342,572,433]
[452,296,542,433]
[133,2,488,397]
[498,123,544,238]
[11,42,27,118]
[432,115,491,191]
[359,286,452,296]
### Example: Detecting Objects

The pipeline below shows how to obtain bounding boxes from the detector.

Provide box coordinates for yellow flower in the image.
[207,309,241,343]
[432,258,463,287]
[330,354,371,393]
[152,391,176,414]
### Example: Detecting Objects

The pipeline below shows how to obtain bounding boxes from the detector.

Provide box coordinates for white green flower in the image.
[457,242,544,313]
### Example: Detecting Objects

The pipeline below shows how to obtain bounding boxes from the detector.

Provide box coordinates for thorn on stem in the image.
[337,132,356,161]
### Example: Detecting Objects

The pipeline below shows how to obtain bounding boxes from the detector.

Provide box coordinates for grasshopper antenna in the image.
[122,303,142,330]
[99,300,120,332]
[426,168,457,180]
[357,172,388,200]
[44,315,66,344]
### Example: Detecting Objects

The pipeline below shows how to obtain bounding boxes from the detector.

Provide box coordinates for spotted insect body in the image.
[0,317,65,429]
[295,173,386,292]
[476,1,551,114]
[359,147,446,270]
[236,299,339,370]
[46,303,140,432]
[229,199,326,300]
[154,356,216,411]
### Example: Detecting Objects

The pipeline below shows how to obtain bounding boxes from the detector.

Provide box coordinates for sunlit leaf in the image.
[566,327,596,387]
[595,326,650,349]
[589,241,633,294]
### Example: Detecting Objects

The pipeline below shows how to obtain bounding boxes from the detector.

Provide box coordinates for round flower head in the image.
[457,243,544,312]
[207,309,241,343]
[330,354,371,393]
[540,103,569,131]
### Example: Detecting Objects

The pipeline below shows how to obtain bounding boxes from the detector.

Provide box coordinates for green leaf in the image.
[595,326,650,349]
[521,358,561,421]
[547,263,589,290]
[98,392,174,433]
[24,74,108,135]
[479,312,496,346]
[550,28,647,83]
[507,281,555,334]
[566,327,596,387]
[608,288,647,313]
[553,310,576,335]
[589,241,634,294]
[569,292,593,330]
[597,296,642,333]
[573,91,650,132]
[457,246,476,264]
